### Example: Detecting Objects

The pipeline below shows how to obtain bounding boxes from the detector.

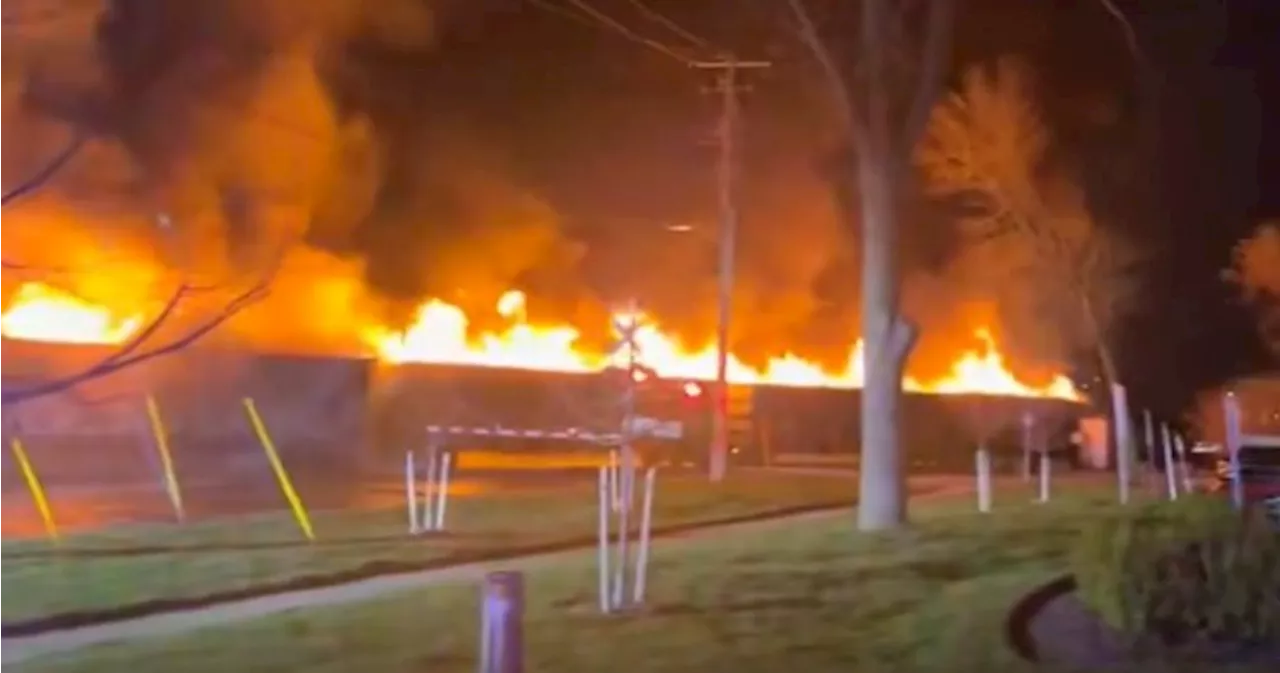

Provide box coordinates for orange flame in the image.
[368,291,1080,400]
[1,282,143,345]
[0,280,1079,400]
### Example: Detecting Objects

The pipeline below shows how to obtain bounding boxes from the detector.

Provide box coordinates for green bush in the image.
[1073,496,1280,651]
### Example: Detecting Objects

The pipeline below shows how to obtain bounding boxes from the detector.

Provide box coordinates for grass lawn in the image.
[11,488,1182,673]
[2,470,863,625]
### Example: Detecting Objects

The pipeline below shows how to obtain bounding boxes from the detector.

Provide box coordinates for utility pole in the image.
[693,57,770,482]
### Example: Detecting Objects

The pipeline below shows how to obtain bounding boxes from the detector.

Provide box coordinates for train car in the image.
[610,380,1089,474]
[709,386,1086,473]
[370,361,1092,475]
[369,362,714,464]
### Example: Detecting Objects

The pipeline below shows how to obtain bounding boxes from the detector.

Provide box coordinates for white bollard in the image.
[1112,384,1133,505]
[1174,434,1193,494]
[1038,450,1051,503]
[632,467,657,605]
[597,453,658,614]
[1021,413,1034,483]
[406,451,419,534]
[1152,409,1162,493]
[608,450,621,513]
[1223,393,1245,509]
[422,447,438,532]
[1161,423,1178,501]
[597,466,611,614]
[611,454,635,611]
[434,451,452,531]
[975,446,992,513]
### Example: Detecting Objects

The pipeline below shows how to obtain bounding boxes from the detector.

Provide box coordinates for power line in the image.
[524,0,599,31]
[621,0,712,50]
[551,0,697,64]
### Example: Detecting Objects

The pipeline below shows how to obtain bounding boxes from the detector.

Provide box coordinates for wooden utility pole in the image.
[693,58,770,482]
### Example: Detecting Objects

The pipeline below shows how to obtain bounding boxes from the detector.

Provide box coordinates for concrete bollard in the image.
[479,571,524,673]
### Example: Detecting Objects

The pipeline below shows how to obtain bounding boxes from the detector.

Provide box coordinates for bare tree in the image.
[3,130,278,406]
[787,0,956,530]
[1225,221,1280,356]
[916,58,1142,389]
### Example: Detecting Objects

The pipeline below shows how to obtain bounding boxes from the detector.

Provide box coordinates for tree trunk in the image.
[1095,341,1120,393]
[1082,293,1125,470]
[856,157,916,531]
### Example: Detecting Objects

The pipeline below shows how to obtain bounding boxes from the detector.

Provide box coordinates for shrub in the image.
[1073,496,1280,654]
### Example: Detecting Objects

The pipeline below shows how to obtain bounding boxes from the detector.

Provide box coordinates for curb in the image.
[1004,573,1078,662]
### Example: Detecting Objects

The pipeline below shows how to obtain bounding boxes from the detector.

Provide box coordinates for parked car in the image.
[1210,445,1280,524]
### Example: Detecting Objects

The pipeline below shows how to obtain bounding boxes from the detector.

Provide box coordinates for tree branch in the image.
[897,0,956,160]
[860,0,890,156]
[787,0,864,147]
[1094,0,1143,67]
[2,130,88,207]
[2,270,275,407]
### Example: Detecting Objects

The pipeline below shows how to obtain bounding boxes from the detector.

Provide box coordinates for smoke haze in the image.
[2,1,1062,380]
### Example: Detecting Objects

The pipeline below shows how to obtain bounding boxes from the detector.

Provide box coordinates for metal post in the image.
[597,466,611,614]
[608,449,621,512]
[612,456,632,611]
[612,306,639,610]
[632,466,657,605]
[434,451,452,531]
[1020,412,1034,482]
[1111,383,1132,505]
[1174,433,1193,494]
[1160,423,1177,500]
[478,571,524,673]
[1038,449,1051,503]
[1223,392,1245,509]
[423,439,439,530]
[975,445,992,513]
[1152,411,1162,491]
[406,451,419,534]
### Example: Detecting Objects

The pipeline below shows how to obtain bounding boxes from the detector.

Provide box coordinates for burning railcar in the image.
[2,278,1092,489]
[2,334,1090,495]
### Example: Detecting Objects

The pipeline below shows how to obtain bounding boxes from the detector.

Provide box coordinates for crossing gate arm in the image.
[425,425,624,445]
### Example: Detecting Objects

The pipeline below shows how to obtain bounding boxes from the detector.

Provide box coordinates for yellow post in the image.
[11,439,59,542]
[242,398,315,541]
[145,395,186,522]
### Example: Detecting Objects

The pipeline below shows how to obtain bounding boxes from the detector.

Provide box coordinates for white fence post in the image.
[406,451,419,533]
[975,445,992,513]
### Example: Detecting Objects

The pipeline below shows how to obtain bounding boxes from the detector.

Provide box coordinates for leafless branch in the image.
[1095,0,1143,66]
[2,130,88,207]
[787,0,863,147]
[2,267,276,407]
[898,0,956,156]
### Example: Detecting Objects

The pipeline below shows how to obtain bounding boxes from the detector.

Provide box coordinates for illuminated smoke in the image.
[3,3,1073,389]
